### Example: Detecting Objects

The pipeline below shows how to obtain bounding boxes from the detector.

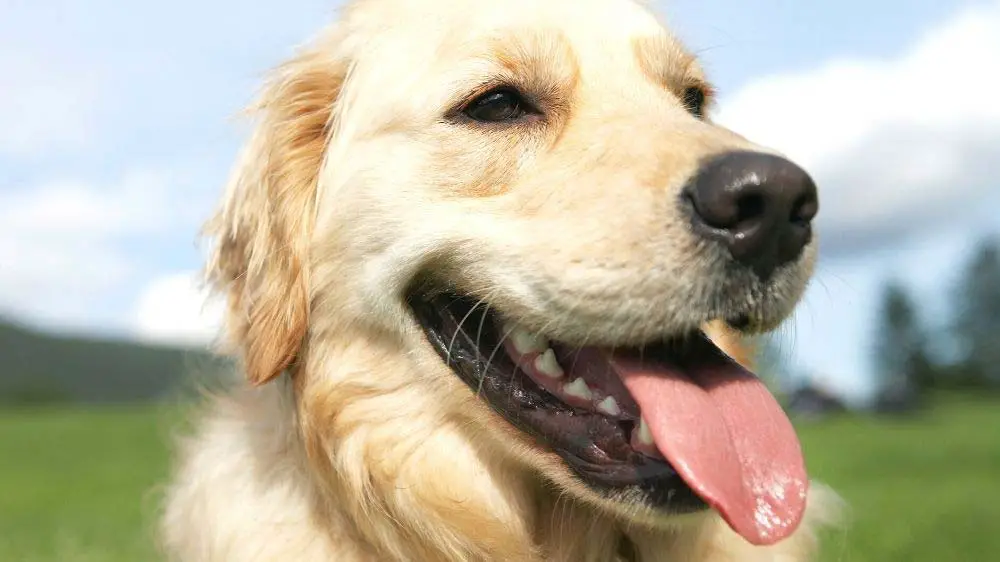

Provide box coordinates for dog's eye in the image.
[682,86,707,119]
[463,88,532,122]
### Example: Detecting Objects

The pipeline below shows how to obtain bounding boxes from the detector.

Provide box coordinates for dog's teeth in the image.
[637,417,654,445]
[563,378,593,401]
[534,349,564,379]
[507,324,548,355]
[596,396,621,417]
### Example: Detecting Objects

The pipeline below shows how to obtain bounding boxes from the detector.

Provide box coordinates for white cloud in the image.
[0,236,131,328]
[0,0,328,335]
[0,170,211,329]
[715,0,1000,253]
[132,272,224,346]
[2,170,203,238]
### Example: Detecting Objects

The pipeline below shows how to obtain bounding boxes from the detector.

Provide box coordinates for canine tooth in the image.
[534,349,564,379]
[507,324,548,355]
[596,396,621,416]
[637,417,654,445]
[563,378,593,401]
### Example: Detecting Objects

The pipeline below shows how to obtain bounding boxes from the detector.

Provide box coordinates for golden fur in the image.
[160,0,841,559]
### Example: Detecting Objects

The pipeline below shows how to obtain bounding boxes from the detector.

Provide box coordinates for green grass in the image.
[0,406,176,562]
[1,398,998,562]
[801,396,1000,562]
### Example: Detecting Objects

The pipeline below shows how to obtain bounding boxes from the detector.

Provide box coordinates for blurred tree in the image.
[872,281,933,402]
[952,236,1000,388]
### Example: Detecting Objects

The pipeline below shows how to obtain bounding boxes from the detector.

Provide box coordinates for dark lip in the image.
[406,290,708,514]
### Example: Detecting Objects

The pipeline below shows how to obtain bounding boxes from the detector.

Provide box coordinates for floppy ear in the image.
[204,32,349,385]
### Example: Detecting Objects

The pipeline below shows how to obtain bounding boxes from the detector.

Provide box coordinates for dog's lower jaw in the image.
[162,340,836,562]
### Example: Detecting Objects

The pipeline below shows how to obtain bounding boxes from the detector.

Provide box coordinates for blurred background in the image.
[1,0,998,560]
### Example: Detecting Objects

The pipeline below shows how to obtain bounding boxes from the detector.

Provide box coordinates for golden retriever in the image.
[160,0,840,560]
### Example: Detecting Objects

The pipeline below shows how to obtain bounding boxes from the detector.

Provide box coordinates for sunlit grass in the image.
[1,395,997,561]
[0,406,176,562]
[801,395,1000,562]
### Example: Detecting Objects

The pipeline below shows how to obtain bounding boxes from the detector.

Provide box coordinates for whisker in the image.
[446,293,490,366]
[476,297,506,400]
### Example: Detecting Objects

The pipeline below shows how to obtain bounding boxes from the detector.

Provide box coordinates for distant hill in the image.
[0,319,233,406]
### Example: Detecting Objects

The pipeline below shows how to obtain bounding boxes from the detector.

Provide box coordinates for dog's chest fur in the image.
[161,379,831,562]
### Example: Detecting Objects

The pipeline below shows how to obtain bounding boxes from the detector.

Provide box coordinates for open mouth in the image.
[408,290,809,547]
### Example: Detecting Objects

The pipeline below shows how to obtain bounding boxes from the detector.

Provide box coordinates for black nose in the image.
[684,151,819,279]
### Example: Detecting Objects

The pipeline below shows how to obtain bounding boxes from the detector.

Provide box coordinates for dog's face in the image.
[209,0,819,549]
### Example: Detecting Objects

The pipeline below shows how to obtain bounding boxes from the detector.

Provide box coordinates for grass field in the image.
[1,397,998,562]
[0,406,173,562]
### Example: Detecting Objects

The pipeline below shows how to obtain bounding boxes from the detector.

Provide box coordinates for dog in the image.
[160,0,840,560]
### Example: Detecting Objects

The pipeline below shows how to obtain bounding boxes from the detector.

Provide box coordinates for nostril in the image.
[735,193,766,227]
[685,190,732,230]
[790,193,818,227]
[686,190,769,232]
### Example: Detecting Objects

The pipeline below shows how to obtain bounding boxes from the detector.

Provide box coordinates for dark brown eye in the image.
[682,86,707,118]
[463,87,532,122]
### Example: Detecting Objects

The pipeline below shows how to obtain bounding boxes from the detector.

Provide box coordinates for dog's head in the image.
[206,0,819,547]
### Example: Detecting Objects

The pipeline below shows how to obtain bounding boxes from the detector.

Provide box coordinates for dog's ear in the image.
[204,31,349,385]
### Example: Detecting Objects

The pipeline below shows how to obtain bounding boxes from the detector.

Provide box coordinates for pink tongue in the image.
[610,347,808,546]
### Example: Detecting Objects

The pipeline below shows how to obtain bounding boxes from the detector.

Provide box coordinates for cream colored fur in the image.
[160,0,841,559]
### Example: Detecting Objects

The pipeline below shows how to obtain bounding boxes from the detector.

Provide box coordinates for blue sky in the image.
[2,0,998,404]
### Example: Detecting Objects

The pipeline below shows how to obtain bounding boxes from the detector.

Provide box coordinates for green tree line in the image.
[873,235,1000,402]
